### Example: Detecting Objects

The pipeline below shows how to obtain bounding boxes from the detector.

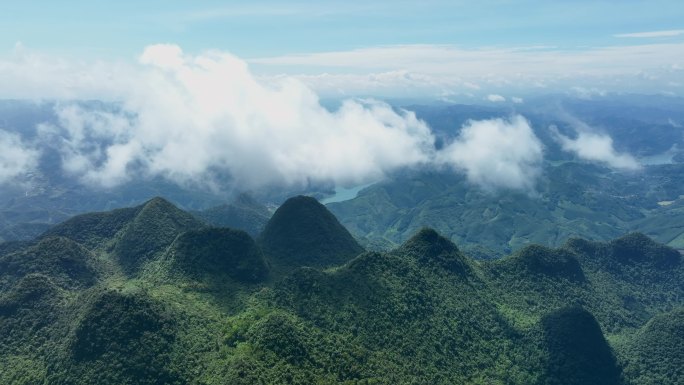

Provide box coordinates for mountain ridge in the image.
[0,197,681,384]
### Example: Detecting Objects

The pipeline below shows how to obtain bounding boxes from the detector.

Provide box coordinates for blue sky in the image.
[3,1,683,57]
[2,1,684,99]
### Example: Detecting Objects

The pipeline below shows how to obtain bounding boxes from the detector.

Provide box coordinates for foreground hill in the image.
[619,308,684,385]
[258,195,364,272]
[0,197,682,384]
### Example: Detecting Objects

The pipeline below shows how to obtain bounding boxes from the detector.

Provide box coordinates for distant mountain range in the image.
[324,94,684,255]
[2,95,684,258]
[329,162,684,257]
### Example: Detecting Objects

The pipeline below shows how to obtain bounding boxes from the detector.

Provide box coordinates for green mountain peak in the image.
[542,306,622,385]
[503,244,586,281]
[166,227,269,283]
[397,227,472,274]
[258,195,364,271]
[609,232,681,268]
[113,197,205,273]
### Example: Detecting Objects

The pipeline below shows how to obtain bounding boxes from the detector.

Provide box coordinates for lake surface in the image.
[321,183,375,204]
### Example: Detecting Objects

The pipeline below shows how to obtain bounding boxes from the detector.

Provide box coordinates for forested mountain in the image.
[0,197,681,384]
[192,194,272,238]
[259,196,364,273]
[329,163,684,257]
[4,0,684,382]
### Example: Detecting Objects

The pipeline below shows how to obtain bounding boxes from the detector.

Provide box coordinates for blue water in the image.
[321,183,375,204]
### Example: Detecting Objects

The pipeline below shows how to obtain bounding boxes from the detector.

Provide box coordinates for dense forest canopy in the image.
[0,196,681,384]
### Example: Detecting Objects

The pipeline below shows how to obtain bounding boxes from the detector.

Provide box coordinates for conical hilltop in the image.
[258,196,363,271]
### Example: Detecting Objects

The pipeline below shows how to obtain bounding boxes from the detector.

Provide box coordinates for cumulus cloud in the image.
[6,44,549,192]
[438,116,544,192]
[552,126,640,170]
[0,129,38,183]
[486,94,506,102]
[511,97,524,104]
[41,45,438,189]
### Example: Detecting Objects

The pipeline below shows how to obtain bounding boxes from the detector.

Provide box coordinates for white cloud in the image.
[250,43,684,97]
[252,43,684,78]
[511,97,524,104]
[0,43,132,100]
[0,43,559,192]
[486,94,506,102]
[3,41,684,101]
[41,45,439,189]
[438,116,544,192]
[552,126,640,170]
[22,44,549,193]
[614,29,684,38]
[0,130,39,184]
[267,70,463,99]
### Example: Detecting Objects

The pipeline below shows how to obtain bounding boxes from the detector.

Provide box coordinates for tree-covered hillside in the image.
[0,197,682,384]
[329,163,684,257]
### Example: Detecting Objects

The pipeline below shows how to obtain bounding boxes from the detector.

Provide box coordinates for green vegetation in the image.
[541,306,622,385]
[608,232,681,268]
[396,227,475,277]
[0,223,51,243]
[113,197,205,273]
[489,244,586,282]
[259,195,364,272]
[60,289,181,385]
[193,194,271,238]
[0,236,99,290]
[328,163,684,256]
[0,197,682,384]
[43,205,142,249]
[166,227,269,283]
[0,274,66,367]
[619,308,684,385]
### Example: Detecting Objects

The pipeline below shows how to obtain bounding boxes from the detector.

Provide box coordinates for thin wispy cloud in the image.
[250,43,684,97]
[0,43,133,100]
[252,43,684,76]
[3,40,683,103]
[614,29,684,38]
[179,4,342,21]
[0,130,39,184]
